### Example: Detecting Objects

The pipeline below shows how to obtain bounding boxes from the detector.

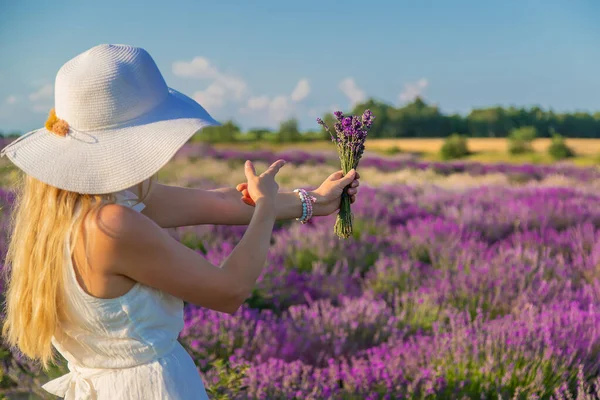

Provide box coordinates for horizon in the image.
[1,0,598,133]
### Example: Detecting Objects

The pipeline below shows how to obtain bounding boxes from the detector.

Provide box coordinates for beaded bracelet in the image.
[293,189,317,224]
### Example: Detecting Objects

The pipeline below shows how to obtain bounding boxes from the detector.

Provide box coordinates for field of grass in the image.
[1,144,600,398]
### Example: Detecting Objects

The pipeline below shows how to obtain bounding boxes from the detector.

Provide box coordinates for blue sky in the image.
[0,0,598,132]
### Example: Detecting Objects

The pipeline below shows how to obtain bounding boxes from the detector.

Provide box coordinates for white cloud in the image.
[268,95,293,123]
[192,83,228,111]
[29,84,54,113]
[240,95,292,125]
[290,79,310,102]
[172,57,220,80]
[5,96,16,104]
[399,78,429,103]
[172,57,247,112]
[245,96,270,111]
[239,78,310,126]
[29,84,53,102]
[339,78,365,107]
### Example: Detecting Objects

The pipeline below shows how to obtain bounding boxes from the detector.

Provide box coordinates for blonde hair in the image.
[1,172,155,370]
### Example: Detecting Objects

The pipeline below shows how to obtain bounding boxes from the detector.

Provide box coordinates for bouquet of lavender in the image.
[317,109,374,238]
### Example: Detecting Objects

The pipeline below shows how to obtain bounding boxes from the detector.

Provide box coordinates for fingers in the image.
[328,170,360,183]
[338,169,356,187]
[327,171,345,181]
[350,194,357,204]
[236,183,247,192]
[261,159,286,177]
[244,160,257,180]
[242,196,255,206]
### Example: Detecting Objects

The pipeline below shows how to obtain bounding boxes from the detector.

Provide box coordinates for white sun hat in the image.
[0,44,220,194]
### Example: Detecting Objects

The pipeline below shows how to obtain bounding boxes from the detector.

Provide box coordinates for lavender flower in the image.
[316,109,375,238]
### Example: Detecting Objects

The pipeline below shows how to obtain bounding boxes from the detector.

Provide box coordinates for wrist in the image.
[254,197,276,212]
[309,190,326,217]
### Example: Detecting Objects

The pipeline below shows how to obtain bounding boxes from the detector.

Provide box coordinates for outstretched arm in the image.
[133,169,359,228]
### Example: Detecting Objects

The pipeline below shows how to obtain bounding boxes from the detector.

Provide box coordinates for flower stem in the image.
[334,191,353,239]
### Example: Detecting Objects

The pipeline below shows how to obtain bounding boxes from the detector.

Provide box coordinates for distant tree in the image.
[440,134,470,160]
[547,133,575,160]
[508,126,537,154]
[248,128,271,141]
[192,120,240,143]
[277,118,301,142]
[467,107,514,137]
[4,131,22,138]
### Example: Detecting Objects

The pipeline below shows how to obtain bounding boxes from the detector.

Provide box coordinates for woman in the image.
[0,44,360,399]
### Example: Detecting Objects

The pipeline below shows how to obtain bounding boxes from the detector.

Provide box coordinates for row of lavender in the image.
[174,142,600,182]
[171,184,600,399]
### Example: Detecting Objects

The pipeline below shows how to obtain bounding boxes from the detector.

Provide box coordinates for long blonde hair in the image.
[1,172,155,370]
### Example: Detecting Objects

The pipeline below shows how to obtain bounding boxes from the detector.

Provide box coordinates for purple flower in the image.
[362,109,374,127]
[316,117,329,130]
[342,117,353,129]
[333,111,344,121]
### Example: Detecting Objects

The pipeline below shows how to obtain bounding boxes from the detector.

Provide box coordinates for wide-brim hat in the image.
[0,44,220,194]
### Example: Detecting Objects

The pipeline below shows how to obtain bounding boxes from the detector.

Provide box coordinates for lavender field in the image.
[2,144,600,399]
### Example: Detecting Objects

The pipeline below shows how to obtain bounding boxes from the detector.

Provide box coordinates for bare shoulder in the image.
[82,203,168,276]
[92,203,159,243]
[84,202,244,314]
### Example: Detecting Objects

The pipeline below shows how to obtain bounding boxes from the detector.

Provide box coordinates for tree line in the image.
[3,97,599,142]
[342,97,600,139]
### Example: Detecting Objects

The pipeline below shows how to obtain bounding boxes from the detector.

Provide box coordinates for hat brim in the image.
[1,88,220,194]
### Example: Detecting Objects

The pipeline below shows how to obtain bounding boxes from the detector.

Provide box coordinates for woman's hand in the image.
[311,169,360,216]
[243,159,286,206]
[237,168,360,216]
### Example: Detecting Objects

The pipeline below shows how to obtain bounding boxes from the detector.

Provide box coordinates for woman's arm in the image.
[104,161,284,314]
[135,170,359,228]
[138,184,309,228]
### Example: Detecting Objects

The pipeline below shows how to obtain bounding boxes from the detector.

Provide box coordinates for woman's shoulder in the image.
[91,202,160,250]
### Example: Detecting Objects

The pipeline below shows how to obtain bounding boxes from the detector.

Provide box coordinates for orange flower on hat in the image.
[45,108,70,136]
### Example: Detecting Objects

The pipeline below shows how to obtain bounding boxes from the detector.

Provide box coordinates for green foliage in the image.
[247,128,271,141]
[383,145,403,155]
[205,359,249,400]
[508,126,537,154]
[244,287,278,312]
[440,134,470,160]
[276,118,301,143]
[548,133,575,160]
[0,131,22,138]
[191,120,241,143]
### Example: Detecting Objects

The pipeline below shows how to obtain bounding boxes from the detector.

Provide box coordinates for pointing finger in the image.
[262,159,286,177]
[244,160,257,179]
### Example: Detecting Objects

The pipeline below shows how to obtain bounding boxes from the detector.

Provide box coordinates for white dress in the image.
[42,191,209,399]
